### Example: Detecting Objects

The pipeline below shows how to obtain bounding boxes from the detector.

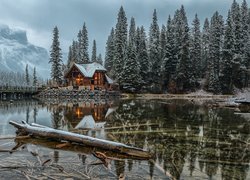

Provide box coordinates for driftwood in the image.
[9,121,152,159]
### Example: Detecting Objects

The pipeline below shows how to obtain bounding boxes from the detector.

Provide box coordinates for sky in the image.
[0,0,247,61]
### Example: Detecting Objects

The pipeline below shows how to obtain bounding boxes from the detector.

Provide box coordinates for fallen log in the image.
[15,138,150,160]
[9,120,152,159]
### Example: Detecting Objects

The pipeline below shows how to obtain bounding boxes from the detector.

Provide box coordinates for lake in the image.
[0,98,249,179]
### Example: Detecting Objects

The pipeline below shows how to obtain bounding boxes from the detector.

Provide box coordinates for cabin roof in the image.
[65,62,107,78]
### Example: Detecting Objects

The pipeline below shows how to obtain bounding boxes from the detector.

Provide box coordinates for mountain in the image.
[0,24,50,79]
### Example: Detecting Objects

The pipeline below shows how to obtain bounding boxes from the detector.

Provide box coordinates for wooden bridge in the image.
[0,86,40,100]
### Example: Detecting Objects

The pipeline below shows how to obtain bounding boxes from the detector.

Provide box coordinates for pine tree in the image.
[160,25,166,71]
[33,67,38,86]
[122,41,140,92]
[67,45,73,68]
[138,26,149,90]
[97,54,103,65]
[113,6,128,84]
[72,40,78,64]
[105,28,115,73]
[122,16,140,92]
[220,10,234,94]
[25,64,30,86]
[49,26,63,85]
[78,23,89,63]
[190,14,201,81]
[201,18,210,78]
[163,15,177,92]
[241,0,249,87]
[91,39,97,62]
[129,17,136,44]
[175,5,193,92]
[148,9,161,92]
[207,12,223,93]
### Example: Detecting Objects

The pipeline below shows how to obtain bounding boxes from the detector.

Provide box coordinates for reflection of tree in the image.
[114,160,125,177]
[26,106,30,123]
[105,99,250,179]
[51,107,63,129]
[33,107,37,123]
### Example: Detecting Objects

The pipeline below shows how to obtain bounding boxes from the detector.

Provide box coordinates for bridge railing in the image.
[0,86,38,93]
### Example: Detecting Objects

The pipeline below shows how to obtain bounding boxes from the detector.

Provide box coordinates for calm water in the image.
[0,99,249,179]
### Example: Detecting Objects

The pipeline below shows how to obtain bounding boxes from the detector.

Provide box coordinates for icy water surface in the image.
[0,99,249,179]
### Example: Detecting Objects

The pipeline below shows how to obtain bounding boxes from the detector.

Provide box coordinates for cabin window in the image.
[94,72,103,85]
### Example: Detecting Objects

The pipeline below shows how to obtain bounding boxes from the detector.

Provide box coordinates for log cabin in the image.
[64,62,116,90]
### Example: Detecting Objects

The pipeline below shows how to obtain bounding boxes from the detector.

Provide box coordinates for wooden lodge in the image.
[64,62,116,90]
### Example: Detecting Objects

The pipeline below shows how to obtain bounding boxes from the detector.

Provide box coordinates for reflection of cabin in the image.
[64,62,116,90]
[64,102,115,128]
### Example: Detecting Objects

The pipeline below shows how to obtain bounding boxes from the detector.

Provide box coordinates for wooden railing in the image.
[0,86,39,93]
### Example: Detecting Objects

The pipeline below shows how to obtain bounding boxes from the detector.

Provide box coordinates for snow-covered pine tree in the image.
[49,26,63,85]
[67,45,73,68]
[231,0,245,88]
[25,64,30,86]
[122,16,140,92]
[175,5,193,92]
[241,0,249,87]
[137,26,149,90]
[71,40,78,64]
[78,23,89,64]
[129,17,136,44]
[105,28,115,74]
[207,12,223,93]
[163,15,177,92]
[97,54,103,65]
[91,39,97,62]
[201,18,210,78]
[220,10,234,94]
[113,6,128,84]
[148,9,161,92]
[122,40,140,92]
[190,14,201,82]
[33,67,38,86]
[160,25,166,71]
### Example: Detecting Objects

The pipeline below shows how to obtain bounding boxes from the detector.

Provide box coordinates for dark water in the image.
[0,99,249,179]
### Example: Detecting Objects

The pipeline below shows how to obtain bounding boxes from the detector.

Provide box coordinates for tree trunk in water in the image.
[9,121,152,159]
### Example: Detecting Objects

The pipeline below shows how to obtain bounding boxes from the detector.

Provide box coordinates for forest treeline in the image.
[59,0,250,94]
[103,0,250,94]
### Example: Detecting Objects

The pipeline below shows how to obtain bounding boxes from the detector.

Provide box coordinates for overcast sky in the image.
[0,0,247,60]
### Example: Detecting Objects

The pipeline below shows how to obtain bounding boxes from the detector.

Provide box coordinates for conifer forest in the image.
[68,0,250,94]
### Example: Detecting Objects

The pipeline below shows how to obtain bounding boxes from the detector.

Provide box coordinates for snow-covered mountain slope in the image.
[0,24,50,79]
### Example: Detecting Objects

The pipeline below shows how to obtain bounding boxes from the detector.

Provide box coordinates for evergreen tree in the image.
[201,18,210,78]
[33,67,38,86]
[207,12,223,93]
[71,40,78,64]
[129,17,136,44]
[49,26,63,85]
[113,6,128,84]
[175,5,193,92]
[105,28,115,73]
[97,54,103,65]
[67,45,73,68]
[241,0,249,87]
[91,39,97,62]
[160,25,167,71]
[148,9,161,92]
[220,10,234,94]
[138,26,149,90]
[122,41,140,92]
[25,64,29,86]
[163,15,177,92]
[78,23,89,63]
[190,14,202,81]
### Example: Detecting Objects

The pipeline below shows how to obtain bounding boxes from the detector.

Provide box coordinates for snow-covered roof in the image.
[74,115,106,129]
[105,74,114,84]
[74,62,106,78]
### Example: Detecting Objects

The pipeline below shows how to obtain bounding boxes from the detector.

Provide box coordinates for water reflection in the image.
[0,99,249,179]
